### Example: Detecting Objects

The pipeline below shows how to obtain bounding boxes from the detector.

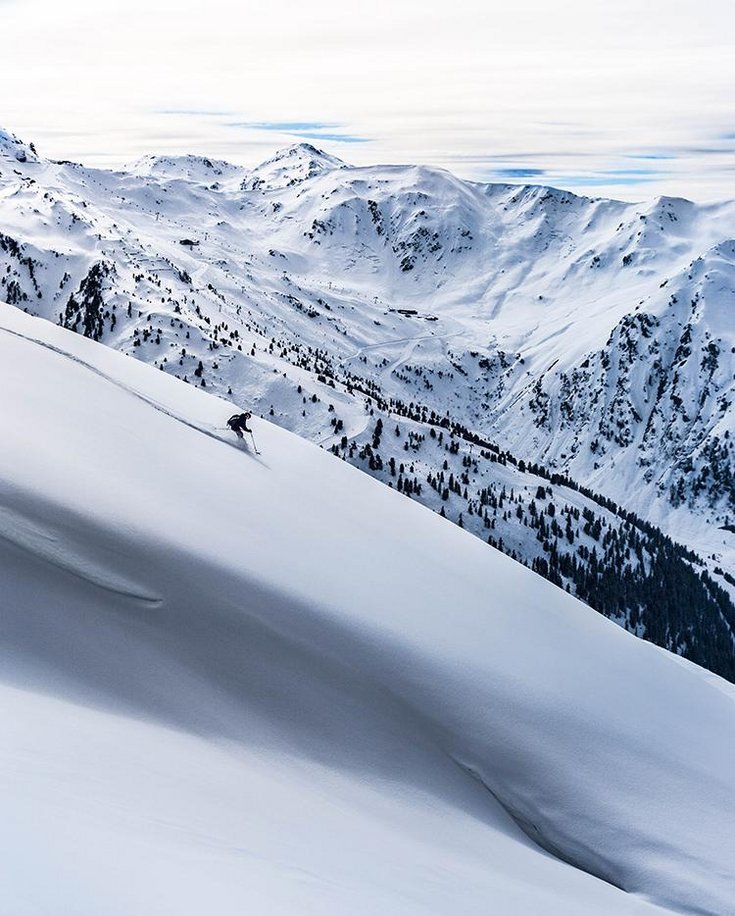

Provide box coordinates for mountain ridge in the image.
[1,127,734,674]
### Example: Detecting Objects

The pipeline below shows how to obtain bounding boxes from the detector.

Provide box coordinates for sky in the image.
[0,0,733,200]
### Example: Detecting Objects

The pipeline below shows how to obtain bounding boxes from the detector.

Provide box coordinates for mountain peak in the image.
[0,127,39,165]
[243,143,345,191]
[266,142,344,166]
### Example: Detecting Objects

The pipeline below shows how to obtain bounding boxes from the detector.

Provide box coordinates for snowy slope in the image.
[2,304,735,915]
[1,129,733,548]
[1,126,735,669]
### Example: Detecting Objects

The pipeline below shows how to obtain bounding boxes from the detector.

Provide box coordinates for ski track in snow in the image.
[0,323,256,457]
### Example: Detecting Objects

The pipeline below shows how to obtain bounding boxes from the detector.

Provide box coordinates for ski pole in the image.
[249,430,260,454]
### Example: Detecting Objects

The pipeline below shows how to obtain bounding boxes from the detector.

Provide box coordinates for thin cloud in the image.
[2,0,734,200]
[159,109,236,117]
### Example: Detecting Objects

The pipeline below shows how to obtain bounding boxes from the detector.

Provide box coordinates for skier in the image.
[227,411,252,439]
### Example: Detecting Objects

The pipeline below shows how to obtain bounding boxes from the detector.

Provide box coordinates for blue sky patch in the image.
[560,173,661,187]
[231,121,340,132]
[492,167,547,178]
[627,152,677,161]
[227,121,370,143]
[289,131,369,143]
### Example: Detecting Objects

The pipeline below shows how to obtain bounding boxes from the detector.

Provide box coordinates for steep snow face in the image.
[2,304,735,915]
[0,133,734,576]
[495,230,735,524]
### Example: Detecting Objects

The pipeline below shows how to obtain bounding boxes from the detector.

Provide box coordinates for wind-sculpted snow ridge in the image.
[2,304,735,915]
[1,127,734,676]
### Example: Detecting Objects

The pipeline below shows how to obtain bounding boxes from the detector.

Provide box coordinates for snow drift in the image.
[1,303,734,915]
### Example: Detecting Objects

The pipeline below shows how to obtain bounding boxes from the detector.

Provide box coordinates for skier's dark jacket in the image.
[227,412,252,434]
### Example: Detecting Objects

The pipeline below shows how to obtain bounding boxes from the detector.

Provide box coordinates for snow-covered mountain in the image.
[2,303,735,915]
[1,126,734,677]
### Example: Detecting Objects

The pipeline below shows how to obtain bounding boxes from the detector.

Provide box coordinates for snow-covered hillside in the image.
[2,304,735,915]
[1,125,734,676]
